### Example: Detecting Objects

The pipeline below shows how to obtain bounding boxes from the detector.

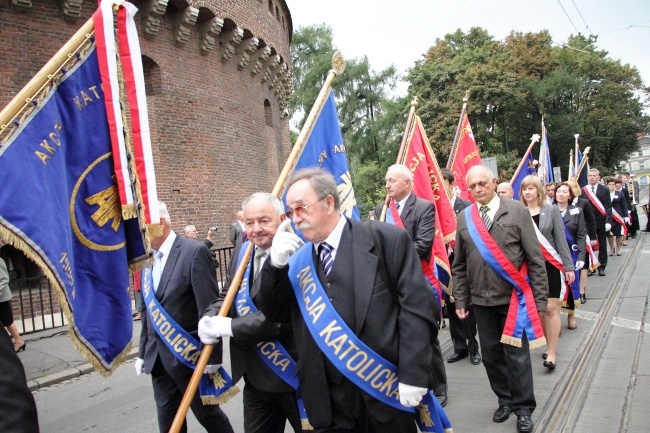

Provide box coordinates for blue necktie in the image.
[319,242,334,278]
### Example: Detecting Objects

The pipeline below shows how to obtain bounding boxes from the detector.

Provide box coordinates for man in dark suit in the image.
[261,168,437,433]
[230,211,246,247]
[373,164,448,406]
[135,202,233,433]
[199,193,303,433]
[441,169,480,366]
[586,168,612,276]
[453,165,548,433]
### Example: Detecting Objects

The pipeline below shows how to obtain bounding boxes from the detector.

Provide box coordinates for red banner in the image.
[449,114,482,201]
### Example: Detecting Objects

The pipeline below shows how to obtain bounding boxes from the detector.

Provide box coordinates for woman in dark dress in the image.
[606,178,628,256]
[568,180,596,304]
[555,182,587,329]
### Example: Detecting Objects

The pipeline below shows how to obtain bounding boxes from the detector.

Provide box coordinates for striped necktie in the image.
[480,205,492,231]
[319,242,334,277]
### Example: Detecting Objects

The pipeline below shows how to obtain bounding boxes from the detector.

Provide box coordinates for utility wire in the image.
[599,20,650,36]
[556,0,581,35]
[570,0,594,35]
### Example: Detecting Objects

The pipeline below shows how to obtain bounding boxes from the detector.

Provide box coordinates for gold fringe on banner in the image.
[200,385,240,406]
[0,225,131,376]
[528,336,547,350]
[301,419,314,430]
[121,203,138,219]
[147,222,162,238]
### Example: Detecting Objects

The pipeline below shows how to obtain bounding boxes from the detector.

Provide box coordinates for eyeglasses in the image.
[288,197,326,219]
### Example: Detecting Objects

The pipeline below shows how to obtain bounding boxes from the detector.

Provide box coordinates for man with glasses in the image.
[198,193,303,433]
[373,164,448,407]
[259,168,438,433]
[453,165,547,433]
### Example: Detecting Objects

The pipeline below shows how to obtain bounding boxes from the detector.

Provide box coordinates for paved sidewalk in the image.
[17,318,142,391]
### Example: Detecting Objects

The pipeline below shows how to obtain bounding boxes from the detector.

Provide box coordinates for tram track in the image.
[534,235,645,432]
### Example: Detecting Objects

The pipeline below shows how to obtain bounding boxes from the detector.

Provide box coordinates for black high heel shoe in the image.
[15,342,26,353]
[543,360,556,370]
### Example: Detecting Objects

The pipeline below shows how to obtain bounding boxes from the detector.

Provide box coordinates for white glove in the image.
[198,316,232,344]
[204,364,220,375]
[398,382,427,407]
[605,223,612,232]
[624,217,629,224]
[270,219,304,268]
[135,357,145,376]
[575,261,585,270]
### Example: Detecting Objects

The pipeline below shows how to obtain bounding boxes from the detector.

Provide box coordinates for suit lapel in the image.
[156,236,182,300]
[349,221,377,334]
[401,193,417,223]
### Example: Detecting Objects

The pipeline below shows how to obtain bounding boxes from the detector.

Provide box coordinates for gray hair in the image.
[183,225,195,235]
[588,168,600,175]
[158,201,171,224]
[387,164,413,182]
[242,192,285,216]
[288,168,340,210]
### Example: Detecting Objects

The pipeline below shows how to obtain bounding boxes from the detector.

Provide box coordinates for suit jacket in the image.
[374,193,435,262]
[611,190,629,221]
[453,197,473,215]
[586,184,612,227]
[229,222,243,247]
[621,184,633,208]
[204,244,296,393]
[575,196,597,240]
[538,204,574,271]
[0,330,39,433]
[258,218,436,428]
[139,236,222,376]
[453,198,548,313]
[561,204,587,264]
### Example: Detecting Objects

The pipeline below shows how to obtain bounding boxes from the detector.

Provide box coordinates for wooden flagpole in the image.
[575,146,591,179]
[509,134,541,184]
[379,96,418,221]
[169,52,347,433]
[0,19,95,133]
[446,90,470,169]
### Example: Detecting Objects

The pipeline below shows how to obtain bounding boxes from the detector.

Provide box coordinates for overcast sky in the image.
[285,0,649,99]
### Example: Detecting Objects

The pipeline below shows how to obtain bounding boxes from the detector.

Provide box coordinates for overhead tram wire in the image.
[556,0,581,35]
[569,0,595,36]
[599,19,650,36]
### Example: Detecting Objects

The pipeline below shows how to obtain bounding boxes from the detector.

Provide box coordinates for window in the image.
[264,99,273,127]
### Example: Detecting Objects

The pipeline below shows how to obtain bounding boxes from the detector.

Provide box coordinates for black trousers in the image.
[597,228,608,269]
[314,378,417,433]
[243,382,302,433]
[150,357,233,433]
[446,294,479,356]
[473,304,536,416]
[431,337,448,395]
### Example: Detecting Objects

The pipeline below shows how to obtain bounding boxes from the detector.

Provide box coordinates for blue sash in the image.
[141,267,239,404]
[234,243,311,429]
[563,224,581,306]
[287,245,452,433]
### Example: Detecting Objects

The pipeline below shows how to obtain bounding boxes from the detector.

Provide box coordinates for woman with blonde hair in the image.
[520,175,575,369]
[567,180,597,303]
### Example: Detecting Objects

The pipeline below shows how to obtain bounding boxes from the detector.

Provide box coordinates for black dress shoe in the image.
[543,360,556,370]
[598,268,606,276]
[470,352,482,365]
[580,294,587,304]
[435,392,447,407]
[446,352,468,363]
[493,405,512,423]
[517,414,534,432]
[587,270,594,276]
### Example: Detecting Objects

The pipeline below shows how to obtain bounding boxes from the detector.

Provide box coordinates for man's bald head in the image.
[497,182,514,199]
[466,165,497,205]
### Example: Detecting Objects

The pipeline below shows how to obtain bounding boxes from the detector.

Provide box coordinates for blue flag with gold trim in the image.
[511,153,537,201]
[288,93,360,221]
[0,42,144,373]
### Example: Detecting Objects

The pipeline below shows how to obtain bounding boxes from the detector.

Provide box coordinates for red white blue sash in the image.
[583,186,606,218]
[463,206,546,348]
[611,207,628,236]
[234,243,311,429]
[532,223,569,302]
[561,224,581,306]
[141,268,239,404]
[287,246,452,433]
[586,235,600,271]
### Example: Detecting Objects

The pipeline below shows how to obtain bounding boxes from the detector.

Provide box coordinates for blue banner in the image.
[541,129,554,183]
[0,44,143,373]
[288,93,360,221]
[511,153,537,201]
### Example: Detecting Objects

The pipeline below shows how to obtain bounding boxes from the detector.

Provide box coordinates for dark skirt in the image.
[0,301,14,327]
[609,221,625,237]
[545,260,562,299]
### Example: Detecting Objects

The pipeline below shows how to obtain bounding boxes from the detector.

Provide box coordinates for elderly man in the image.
[135,202,233,433]
[453,166,547,433]
[497,182,514,199]
[230,211,247,247]
[373,163,448,406]
[199,193,303,433]
[259,168,438,433]
[584,168,612,276]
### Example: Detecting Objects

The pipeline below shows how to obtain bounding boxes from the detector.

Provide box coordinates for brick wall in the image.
[0,0,293,247]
